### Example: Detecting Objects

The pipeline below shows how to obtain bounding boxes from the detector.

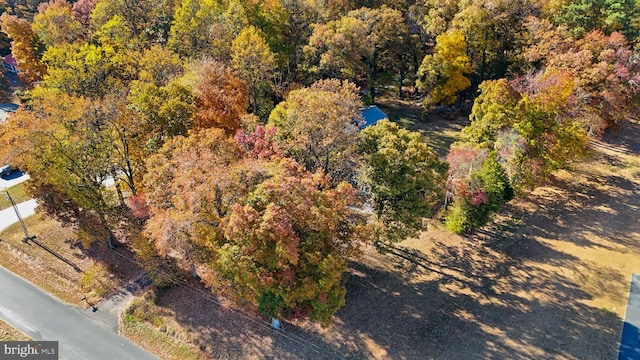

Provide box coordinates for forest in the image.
[0,0,638,325]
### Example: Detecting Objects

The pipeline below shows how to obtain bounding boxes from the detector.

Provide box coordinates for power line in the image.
[108,248,344,359]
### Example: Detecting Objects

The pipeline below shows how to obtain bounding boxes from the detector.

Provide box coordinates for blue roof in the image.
[360,105,388,128]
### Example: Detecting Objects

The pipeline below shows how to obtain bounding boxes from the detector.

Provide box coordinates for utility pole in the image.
[4,189,81,272]
[4,189,34,243]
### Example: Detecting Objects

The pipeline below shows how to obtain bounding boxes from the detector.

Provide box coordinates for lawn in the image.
[115,112,640,359]
[0,181,30,211]
[375,96,469,158]
[0,99,636,359]
[0,213,140,305]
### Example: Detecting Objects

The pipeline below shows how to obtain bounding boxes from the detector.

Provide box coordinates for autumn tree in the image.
[231,25,276,117]
[217,158,365,323]
[208,0,250,62]
[523,20,640,135]
[136,45,183,87]
[341,7,409,102]
[444,146,513,233]
[193,60,248,134]
[167,0,219,57]
[441,0,538,80]
[550,0,640,39]
[32,0,83,47]
[358,119,448,242]
[41,42,137,97]
[267,79,362,183]
[0,13,47,83]
[415,0,460,38]
[143,128,249,276]
[100,92,146,198]
[1,89,120,247]
[90,0,173,46]
[304,7,411,102]
[461,78,520,144]
[241,0,289,59]
[127,77,194,151]
[304,15,371,80]
[72,0,97,28]
[144,128,368,324]
[279,0,321,76]
[234,124,282,160]
[463,73,587,190]
[417,29,472,109]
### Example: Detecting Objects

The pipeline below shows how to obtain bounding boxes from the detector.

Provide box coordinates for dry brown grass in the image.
[0,213,127,305]
[0,181,29,211]
[119,295,204,360]
[0,319,29,341]
[119,116,639,359]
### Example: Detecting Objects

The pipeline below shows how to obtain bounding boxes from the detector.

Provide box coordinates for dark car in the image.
[0,164,12,177]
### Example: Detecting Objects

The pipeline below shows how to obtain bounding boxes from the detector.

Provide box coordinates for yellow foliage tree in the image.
[0,13,47,83]
[417,30,472,110]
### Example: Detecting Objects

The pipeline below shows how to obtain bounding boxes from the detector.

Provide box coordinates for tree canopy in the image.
[143,128,368,323]
[0,0,637,323]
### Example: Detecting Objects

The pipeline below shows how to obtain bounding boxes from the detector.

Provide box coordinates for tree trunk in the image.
[369,51,378,103]
[398,71,406,98]
[112,169,125,207]
[97,199,115,250]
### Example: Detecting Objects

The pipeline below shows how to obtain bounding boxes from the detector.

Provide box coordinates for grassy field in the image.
[376,96,468,158]
[0,98,636,359]
[0,181,29,211]
[0,213,137,305]
[111,109,639,359]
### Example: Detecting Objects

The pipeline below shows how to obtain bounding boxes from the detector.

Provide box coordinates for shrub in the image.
[445,151,513,233]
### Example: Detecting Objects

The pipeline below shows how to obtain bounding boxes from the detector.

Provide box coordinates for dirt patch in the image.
[125,119,639,359]
[376,97,470,158]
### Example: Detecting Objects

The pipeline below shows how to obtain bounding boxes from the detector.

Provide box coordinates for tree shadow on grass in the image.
[152,280,346,360]
[599,119,640,155]
[485,163,640,255]
[148,233,620,360]
[323,248,620,360]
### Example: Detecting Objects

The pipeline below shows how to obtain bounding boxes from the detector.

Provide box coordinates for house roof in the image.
[360,105,388,128]
[3,54,16,67]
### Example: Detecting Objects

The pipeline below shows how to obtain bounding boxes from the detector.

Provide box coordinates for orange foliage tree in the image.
[193,60,248,135]
[143,128,369,323]
[0,13,47,83]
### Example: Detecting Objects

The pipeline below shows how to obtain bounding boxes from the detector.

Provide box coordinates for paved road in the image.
[0,266,159,360]
[0,171,30,188]
[0,198,37,232]
[0,172,36,232]
[618,274,640,360]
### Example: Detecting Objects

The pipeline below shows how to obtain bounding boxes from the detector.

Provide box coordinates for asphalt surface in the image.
[0,172,36,232]
[0,266,159,360]
[0,171,30,189]
[0,198,37,232]
[619,274,640,360]
[0,171,158,359]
